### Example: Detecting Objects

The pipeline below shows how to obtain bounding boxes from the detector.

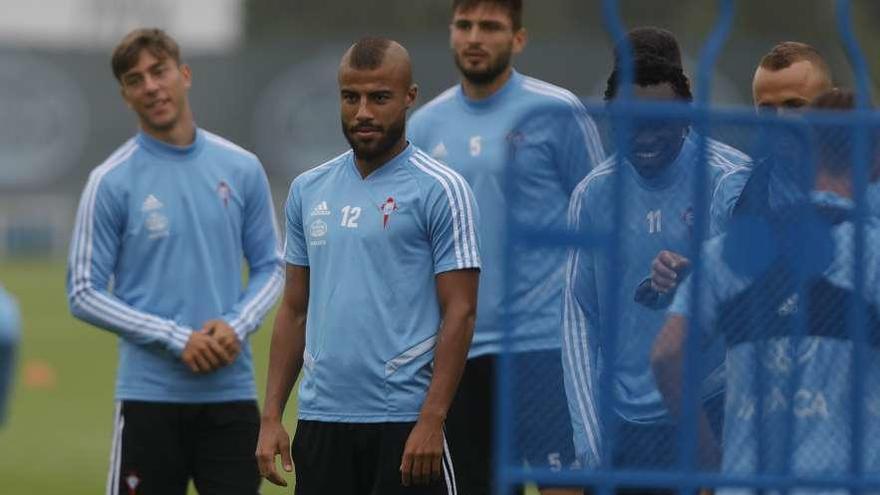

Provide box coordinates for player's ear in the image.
[120,86,134,110]
[179,63,192,90]
[406,84,419,109]
[513,28,528,55]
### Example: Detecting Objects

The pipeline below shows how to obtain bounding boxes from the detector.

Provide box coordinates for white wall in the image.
[0,0,243,53]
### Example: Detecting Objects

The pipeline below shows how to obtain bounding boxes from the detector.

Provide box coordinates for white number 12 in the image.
[341,205,361,228]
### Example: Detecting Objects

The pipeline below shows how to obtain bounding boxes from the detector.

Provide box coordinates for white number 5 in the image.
[469,136,482,157]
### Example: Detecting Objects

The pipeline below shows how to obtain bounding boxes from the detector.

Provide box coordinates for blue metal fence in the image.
[496,0,879,493]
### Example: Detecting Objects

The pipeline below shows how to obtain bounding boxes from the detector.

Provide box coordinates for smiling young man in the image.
[563,51,750,481]
[255,38,480,495]
[408,2,605,493]
[66,28,283,495]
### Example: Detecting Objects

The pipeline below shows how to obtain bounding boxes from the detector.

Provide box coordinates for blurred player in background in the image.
[256,38,480,495]
[650,41,838,312]
[563,33,750,481]
[652,88,880,492]
[752,42,833,113]
[0,284,20,426]
[66,28,283,495]
[409,1,605,493]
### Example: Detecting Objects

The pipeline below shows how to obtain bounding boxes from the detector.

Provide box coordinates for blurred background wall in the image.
[1,0,878,258]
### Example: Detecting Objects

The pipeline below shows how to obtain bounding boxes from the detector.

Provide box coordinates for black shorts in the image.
[107,400,260,495]
[445,350,578,495]
[292,420,457,495]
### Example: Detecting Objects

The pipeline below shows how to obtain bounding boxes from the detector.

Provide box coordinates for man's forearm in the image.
[262,303,306,420]
[419,309,475,421]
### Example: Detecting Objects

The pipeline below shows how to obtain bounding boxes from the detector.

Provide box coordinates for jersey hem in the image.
[468,337,561,358]
[116,390,257,403]
[434,262,480,274]
[297,410,420,423]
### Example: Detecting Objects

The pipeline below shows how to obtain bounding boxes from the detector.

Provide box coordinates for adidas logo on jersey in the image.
[431,142,448,160]
[141,194,163,212]
[310,201,331,217]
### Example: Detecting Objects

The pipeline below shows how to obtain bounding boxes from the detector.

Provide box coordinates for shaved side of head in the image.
[341,37,413,87]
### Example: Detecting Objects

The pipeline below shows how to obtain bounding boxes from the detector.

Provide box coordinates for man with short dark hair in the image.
[67,28,283,494]
[652,89,880,493]
[409,1,605,493]
[255,37,480,495]
[564,41,750,478]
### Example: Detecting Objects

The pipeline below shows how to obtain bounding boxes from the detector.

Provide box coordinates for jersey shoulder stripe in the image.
[69,140,191,348]
[522,77,606,164]
[568,159,616,226]
[409,150,480,269]
[416,86,458,113]
[296,150,352,183]
[708,137,751,163]
[203,130,258,161]
[705,138,751,172]
[521,76,583,108]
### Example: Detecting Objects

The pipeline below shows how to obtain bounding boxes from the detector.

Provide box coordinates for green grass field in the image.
[0,259,538,495]
[0,259,294,494]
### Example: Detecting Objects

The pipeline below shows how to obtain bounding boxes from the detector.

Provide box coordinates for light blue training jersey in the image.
[67,129,284,403]
[409,70,606,357]
[671,191,880,494]
[0,284,20,425]
[284,144,481,422]
[564,133,751,465]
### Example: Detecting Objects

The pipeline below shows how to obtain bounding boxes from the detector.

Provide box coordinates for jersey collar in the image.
[136,128,205,160]
[457,69,521,113]
[348,142,414,181]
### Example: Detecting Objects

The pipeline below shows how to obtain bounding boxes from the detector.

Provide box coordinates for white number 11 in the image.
[647,209,662,233]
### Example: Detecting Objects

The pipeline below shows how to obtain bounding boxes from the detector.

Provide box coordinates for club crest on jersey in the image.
[682,206,695,238]
[217,181,231,207]
[124,471,141,494]
[379,197,398,229]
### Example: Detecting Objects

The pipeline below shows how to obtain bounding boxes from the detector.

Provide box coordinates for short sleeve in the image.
[425,172,481,274]
[710,166,751,236]
[284,180,309,266]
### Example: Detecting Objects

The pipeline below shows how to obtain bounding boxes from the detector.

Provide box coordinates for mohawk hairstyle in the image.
[111,28,181,81]
[452,0,523,31]
[759,41,831,80]
[347,37,393,70]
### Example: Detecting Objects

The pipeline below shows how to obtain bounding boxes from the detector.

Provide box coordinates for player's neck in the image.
[461,66,514,101]
[815,172,853,199]
[140,109,197,148]
[354,138,409,179]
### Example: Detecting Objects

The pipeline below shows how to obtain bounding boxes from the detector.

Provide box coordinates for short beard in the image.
[454,49,512,86]
[342,115,406,162]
